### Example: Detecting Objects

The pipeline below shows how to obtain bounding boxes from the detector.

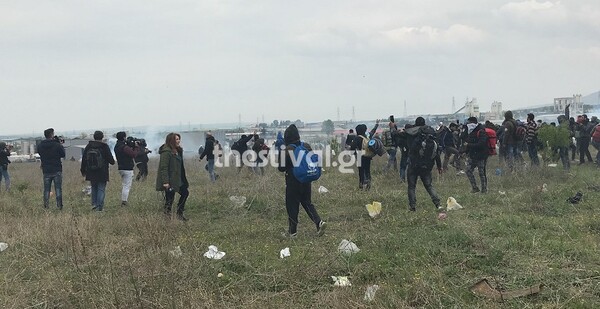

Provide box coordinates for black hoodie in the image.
[200,135,215,160]
[81,140,115,182]
[278,125,313,182]
[38,139,66,174]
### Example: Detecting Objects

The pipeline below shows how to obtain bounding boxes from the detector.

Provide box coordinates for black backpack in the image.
[86,148,104,171]
[410,128,439,168]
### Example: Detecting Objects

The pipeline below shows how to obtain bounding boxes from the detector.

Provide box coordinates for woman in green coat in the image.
[156,133,189,221]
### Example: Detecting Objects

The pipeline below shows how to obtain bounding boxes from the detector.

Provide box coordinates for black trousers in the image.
[358,156,372,188]
[578,138,593,163]
[136,162,148,181]
[285,177,321,235]
[407,165,440,209]
[165,185,189,215]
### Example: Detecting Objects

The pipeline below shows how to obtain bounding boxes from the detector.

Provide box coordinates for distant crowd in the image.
[0,104,598,236]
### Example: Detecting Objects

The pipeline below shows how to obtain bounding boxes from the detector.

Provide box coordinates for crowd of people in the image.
[0,106,598,233]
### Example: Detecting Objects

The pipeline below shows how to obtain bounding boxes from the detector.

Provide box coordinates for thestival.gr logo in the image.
[213,145,371,174]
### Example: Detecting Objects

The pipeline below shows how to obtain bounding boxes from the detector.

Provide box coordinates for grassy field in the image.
[1,155,599,308]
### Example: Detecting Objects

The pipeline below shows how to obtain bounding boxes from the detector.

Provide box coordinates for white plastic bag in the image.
[364,285,380,302]
[203,245,226,260]
[279,247,291,259]
[0,242,8,252]
[229,196,246,208]
[169,246,182,257]
[331,276,351,287]
[446,197,463,210]
[318,186,329,193]
[338,239,360,255]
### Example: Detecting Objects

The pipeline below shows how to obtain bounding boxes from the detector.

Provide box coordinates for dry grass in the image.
[1,157,600,308]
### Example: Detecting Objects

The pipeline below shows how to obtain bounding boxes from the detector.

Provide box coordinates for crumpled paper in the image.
[331,276,351,287]
[366,201,382,218]
[318,186,329,193]
[203,245,226,260]
[169,246,182,257]
[446,197,463,210]
[338,239,360,255]
[0,242,8,252]
[229,196,246,208]
[364,285,380,302]
[279,247,291,259]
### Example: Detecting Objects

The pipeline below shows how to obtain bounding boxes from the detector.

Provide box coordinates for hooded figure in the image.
[278,124,326,238]
[0,141,11,192]
[350,120,380,190]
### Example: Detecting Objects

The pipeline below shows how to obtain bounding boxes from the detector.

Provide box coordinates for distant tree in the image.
[258,123,268,129]
[271,120,279,127]
[322,119,335,135]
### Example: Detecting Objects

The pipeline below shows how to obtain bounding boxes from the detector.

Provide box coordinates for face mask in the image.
[467,123,477,134]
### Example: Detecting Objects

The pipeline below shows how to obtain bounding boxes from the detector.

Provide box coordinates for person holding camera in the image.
[38,128,66,209]
[156,132,189,221]
[114,131,139,207]
[81,131,115,211]
[0,142,12,192]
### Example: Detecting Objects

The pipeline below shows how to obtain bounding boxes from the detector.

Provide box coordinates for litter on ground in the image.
[169,246,182,257]
[203,245,226,260]
[318,186,329,193]
[279,247,291,259]
[470,278,542,301]
[366,202,382,218]
[446,197,463,210]
[229,196,246,208]
[331,276,351,287]
[0,242,8,252]
[338,239,360,255]
[364,285,380,302]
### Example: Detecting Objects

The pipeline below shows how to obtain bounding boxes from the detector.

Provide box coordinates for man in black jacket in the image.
[81,131,116,211]
[114,131,139,206]
[38,128,66,209]
[463,117,489,193]
[0,142,12,192]
[199,132,216,182]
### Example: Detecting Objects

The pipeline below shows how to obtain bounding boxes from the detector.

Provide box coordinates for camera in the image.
[389,115,395,123]
[53,135,65,144]
[126,136,144,148]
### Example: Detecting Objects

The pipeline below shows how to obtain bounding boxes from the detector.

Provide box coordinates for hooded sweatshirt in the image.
[502,111,518,145]
[278,124,313,183]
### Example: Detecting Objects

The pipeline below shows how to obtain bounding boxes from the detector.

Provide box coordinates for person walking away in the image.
[114,132,140,206]
[462,117,489,193]
[199,132,216,182]
[350,120,380,190]
[277,124,326,237]
[38,128,66,209]
[156,133,190,221]
[81,131,115,211]
[0,142,12,192]
[502,111,519,172]
[439,123,460,172]
[344,129,356,151]
[576,115,594,164]
[525,113,540,167]
[382,121,398,172]
[404,117,443,211]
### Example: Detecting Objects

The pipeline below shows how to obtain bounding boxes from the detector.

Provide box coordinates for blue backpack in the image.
[290,142,321,183]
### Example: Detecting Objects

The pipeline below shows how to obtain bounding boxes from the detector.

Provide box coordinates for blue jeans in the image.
[383,148,397,172]
[206,159,216,182]
[43,172,63,209]
[91,181,107,211]
[505,144,520,171]
[527,143,540,166]
[399,149,408,181]
[0,166,9,191]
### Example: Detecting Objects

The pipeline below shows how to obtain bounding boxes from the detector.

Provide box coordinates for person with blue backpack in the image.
[277,124,326,238]
[350,119,380,190]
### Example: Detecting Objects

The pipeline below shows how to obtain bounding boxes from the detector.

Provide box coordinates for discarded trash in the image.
[498,191,506,195]
[217,272,224,278]
[470,278,543,301]
[280,247,291,259]
[446,197,463,210]
[229,196,246,208]
[495,168,503,176]
[203,245,226,260]
[318,186,329,193]
[567,192,583,204]
[169,246,182,257]
[338,239,360,255]
[366,201,382,218]
[364,285,380,302]
[0,242,8,252]
[331,276,351,287]
[547,163,558,167]
[541,183,548,193]
[438,212,448,220]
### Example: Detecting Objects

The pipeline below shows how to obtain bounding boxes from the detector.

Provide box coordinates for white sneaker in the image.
[317,221,327,236]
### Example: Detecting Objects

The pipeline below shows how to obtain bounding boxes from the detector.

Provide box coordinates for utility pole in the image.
[403,100,407,117]
[452,97,456,114]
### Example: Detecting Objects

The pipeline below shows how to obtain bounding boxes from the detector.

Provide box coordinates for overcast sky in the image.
[2,0,599,135]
